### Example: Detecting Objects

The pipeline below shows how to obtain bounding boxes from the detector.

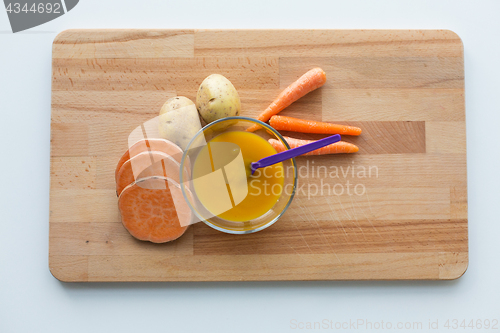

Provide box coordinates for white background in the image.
[1,1,499,332]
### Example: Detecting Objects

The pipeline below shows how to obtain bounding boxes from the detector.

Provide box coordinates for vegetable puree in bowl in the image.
[192,131,284,222]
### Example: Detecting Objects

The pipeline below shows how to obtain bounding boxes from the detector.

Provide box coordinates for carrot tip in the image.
[246,124,260,132]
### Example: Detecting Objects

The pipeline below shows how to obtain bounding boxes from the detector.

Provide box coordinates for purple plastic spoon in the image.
[250,134,341,175]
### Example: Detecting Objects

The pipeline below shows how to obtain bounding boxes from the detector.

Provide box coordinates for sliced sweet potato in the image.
[116,151,182,196]
[118,176,192,243]
[115,138,184,182]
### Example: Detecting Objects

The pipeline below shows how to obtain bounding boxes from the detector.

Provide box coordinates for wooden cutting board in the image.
[49,29,467,281]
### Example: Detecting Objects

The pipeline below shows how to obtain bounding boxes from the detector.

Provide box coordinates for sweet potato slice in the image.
[115,138,184,182]
[116,151,182,196]
[118,177,192,243]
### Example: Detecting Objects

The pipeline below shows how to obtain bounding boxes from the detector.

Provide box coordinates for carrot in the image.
[269,136,359,155]
[247,67,327,132]
[116,151,181,196]
[269,115,362,136]
[118,176,191,243]
[115,138,184,183]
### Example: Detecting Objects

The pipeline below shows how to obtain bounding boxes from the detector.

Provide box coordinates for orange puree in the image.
[192,131,284,222]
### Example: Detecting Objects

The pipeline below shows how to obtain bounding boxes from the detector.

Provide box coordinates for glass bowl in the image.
[180,116,297,234]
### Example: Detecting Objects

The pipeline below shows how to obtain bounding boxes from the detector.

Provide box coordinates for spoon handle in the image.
[251,134,341,174]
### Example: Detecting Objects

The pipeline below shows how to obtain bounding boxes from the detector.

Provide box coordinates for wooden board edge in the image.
[48,252,468,282]
[438,252,468,280]
[49,255,89,282]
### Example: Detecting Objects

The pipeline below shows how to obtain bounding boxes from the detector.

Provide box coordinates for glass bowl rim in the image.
[180,116,298,234]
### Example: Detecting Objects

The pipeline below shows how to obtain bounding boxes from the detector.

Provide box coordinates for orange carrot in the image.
[269,115,362,136]
[247,67,327,132]
[269,136,359,155]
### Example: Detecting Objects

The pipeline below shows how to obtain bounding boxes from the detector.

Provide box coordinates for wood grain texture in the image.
[84,253,442,281]
[52,30,195,59]
[193,219,467,255]
[279,57,463,89]
[194,30,463,58]
[322,89,465,121]
[49,223,193,256]
[49,29,467,282]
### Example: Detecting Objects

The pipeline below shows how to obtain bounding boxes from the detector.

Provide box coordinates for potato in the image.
[159,96,194,115]
[158,96,202,150]
[196,74,241,124]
